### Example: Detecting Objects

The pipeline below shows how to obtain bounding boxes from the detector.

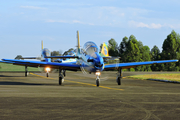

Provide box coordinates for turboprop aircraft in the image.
[0,31,178,87]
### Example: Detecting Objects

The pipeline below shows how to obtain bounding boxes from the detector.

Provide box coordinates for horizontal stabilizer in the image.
[45,56,79,59]
[103,56,112,59]
[103,57,121,63]
[103,56,121,60]
[21,57,41,59]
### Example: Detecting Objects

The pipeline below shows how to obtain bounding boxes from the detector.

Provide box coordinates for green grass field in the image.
[0,63,39,71]
[128,74,180,82]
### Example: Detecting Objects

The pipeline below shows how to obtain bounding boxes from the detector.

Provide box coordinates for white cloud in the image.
[129,21,162,29]
[19,4,179,29]
[72,20,82,24]
[20,6,45,10]
[46,19,94,26]
[46,19,68,23]
[163,23,180,29]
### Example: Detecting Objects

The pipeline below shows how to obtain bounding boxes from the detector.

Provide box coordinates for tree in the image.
[139,46,151,71]
[119,35,151,71]
[108,38,119,56]
[63,48,74,56]
[150,45,161,71]
[161,30,180,71]
[119,36,128,62]
[51,50,63,56]
[126,35,140,63]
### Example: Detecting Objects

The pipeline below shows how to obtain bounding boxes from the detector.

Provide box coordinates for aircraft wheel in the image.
[96,79,100,87]
[59,77,62,85]
[117,77,121,85]
[25,72,28,77]
[46,73,49,77]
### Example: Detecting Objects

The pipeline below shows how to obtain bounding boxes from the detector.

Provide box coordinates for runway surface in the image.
[0,71,180,120]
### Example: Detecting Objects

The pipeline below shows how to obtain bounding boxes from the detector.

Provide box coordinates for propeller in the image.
[77,62,109,81]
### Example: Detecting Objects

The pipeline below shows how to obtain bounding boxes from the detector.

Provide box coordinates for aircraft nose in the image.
[94,53,104,70]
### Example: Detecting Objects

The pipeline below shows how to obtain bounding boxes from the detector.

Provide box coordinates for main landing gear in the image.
[59,68,65,85]
[25,66,28,77]
[116,68,122,85]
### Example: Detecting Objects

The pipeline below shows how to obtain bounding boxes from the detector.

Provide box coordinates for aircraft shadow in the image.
[0,81,43,85]
[0,75,25,77]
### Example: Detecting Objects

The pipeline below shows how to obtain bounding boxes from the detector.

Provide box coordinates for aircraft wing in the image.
[104,60,179,70]
[1,59,81,71]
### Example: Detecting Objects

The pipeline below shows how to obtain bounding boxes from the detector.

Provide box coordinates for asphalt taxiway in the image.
[0,71,180,120]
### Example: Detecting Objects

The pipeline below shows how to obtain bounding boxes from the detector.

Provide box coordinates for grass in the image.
[128,74,180,82]
[0,63,39,71]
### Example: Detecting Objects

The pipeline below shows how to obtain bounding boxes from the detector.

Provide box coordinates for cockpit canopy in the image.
[83,42,99,58]
[68,51,76,56]
[42,48,50,57]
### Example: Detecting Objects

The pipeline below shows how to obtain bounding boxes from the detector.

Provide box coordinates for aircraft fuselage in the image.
[76,41,104,73]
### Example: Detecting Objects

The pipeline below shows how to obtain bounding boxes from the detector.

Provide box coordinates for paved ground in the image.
[0,71,180,120]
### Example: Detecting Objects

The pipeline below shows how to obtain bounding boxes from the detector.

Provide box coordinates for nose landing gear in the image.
[96,77,100,87]
[95,71,101,87]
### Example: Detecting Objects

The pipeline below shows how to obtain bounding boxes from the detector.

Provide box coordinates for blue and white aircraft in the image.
[0,31,178,86]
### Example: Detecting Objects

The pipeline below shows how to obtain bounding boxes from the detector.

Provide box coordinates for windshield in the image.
[83,41,99,57]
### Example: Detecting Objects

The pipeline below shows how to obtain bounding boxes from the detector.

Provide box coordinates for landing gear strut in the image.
[59,68,64,85]
[25,66,28,77]
[117,68,122,85]
[63,70,66,77]
[95,71,101,87]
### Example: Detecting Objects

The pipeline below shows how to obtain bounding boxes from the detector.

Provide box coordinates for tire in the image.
[117,77,121,85]
[96,79,99,87]
[46,73,49,77]
[25,72,27,77]
[59,77,62,85]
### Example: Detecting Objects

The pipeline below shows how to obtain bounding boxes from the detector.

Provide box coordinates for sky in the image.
[1,0,180,58]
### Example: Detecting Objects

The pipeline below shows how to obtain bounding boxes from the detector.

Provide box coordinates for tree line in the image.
[104,30,180,71]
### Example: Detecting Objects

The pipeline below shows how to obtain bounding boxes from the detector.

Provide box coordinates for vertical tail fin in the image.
[41,41,51,62]
[101,43,109,57]
[41,40,43,50]
[77,31,81,55]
